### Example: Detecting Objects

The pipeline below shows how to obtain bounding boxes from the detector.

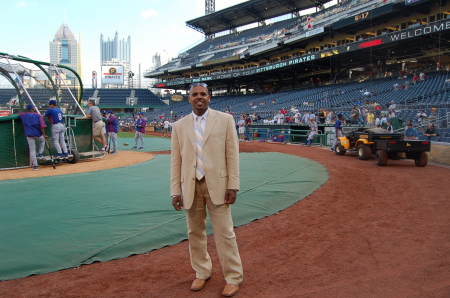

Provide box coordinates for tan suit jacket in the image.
[170,109,240,209]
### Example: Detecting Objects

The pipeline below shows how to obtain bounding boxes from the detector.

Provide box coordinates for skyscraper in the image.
[152,51,171,69]
[49,23,81,85]
[100,32,131,67]
[100,32,131,88]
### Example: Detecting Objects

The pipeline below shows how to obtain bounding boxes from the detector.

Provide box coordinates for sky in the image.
[0,0,248,87]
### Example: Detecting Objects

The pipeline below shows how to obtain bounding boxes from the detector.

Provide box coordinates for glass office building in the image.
[49,23,81,85]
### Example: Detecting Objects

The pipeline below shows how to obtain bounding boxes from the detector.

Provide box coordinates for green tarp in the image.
[0,152,328,281]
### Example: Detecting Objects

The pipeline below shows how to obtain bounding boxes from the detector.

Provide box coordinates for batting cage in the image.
[0,115,95,170]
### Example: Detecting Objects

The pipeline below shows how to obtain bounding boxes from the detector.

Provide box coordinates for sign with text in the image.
[0,110,11,117]
[154,19,450,88]
[101,66,124,85]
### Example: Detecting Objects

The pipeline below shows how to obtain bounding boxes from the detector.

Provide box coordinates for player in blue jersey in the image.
[45,99,68,159]
[101,110,109,151]
[19,104,47,170]
[330,113,345,152]
[106,110,119,153]
[132,112,146,150]
[303,117,318,146]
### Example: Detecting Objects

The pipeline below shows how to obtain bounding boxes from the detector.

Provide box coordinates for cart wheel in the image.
[67,149,80,164]
[376,150,388,166]
[357,144,371,160]
[335,144,346,155]
[414,152,428,167]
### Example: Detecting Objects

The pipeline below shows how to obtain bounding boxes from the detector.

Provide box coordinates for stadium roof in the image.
[186,0,332,35]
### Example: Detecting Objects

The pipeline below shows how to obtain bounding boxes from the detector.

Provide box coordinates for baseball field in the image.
[0,133,448,297]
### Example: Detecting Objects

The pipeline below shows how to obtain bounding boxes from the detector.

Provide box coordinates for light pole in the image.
[128,71,134,89]
[92,71,97,89]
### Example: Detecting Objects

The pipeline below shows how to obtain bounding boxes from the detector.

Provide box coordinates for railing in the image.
[248,127,334,146]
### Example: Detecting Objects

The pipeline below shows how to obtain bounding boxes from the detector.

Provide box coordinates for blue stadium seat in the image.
[430,136,441,142]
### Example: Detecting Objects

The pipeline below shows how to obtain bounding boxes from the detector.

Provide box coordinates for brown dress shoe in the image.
[222,284,239,297]
[190,278,208,291]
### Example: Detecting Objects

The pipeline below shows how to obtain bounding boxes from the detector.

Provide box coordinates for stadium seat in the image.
[418,135,429,141]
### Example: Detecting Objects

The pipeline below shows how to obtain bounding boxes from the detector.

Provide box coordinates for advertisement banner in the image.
[101,66,124,85]
[0,111,11,117]
[169,94,186,105]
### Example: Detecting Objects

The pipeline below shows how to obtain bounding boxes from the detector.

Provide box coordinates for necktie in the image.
[195,116,205,180]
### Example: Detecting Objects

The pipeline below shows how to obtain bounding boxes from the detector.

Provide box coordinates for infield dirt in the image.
[0,139,449,297]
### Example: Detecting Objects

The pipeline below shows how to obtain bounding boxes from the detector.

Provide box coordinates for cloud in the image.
[16,1,26,8]
[140,9,158,19]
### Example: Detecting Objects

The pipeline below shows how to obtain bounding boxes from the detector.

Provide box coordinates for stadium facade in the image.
[145,0,450,94]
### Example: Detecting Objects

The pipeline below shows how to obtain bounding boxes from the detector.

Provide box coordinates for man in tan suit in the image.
[171,83,243,297]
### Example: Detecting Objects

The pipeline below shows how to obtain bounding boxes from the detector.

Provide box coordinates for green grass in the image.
[117,132,160,138]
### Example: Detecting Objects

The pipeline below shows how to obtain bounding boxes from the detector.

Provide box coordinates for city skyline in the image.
[0,0,247,87]
[101,32,131,67]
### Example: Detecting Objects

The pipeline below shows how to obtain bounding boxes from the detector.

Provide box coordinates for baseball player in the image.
[45,99,68,159]
[19,104,47,170]
[303,117,318,146]
[132,112,146,149]
[86,99,107,151]
[101,110,109,151]
[330,113,345,152]
[106,110,119,153]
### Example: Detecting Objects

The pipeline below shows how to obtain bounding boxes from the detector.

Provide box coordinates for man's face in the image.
[188,85,210,116]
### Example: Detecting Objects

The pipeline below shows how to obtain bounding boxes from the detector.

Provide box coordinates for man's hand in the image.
[172,196,183,211]
[224,189,238,205]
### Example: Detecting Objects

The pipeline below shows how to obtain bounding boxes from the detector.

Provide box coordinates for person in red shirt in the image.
[285,115,291,123]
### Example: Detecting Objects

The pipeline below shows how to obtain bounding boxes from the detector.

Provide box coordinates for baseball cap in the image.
[26,104,35,110]
[137,112,143,115]
[337,113,343,117]
[101,110,107,114]
[108,110,114,114]
[49,99,57,105]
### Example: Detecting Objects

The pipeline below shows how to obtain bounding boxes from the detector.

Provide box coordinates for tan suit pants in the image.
[185,178,243,285]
